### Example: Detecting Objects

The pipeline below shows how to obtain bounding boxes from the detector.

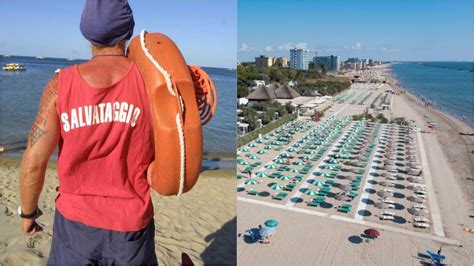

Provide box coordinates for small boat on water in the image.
[36,56,45,60]
[67,58,76,61]
[2,63,26,71]
[3,54,12,58]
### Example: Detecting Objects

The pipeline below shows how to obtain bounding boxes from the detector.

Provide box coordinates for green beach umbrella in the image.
[321,172,331,177]
[280,152,292,158]
[237,175,246,180]
[273,158,285,164]
[264,145,273,150]
[278,175,292,181]
[245,179,259,185]
[248,143,256,147]
[257,150,267,154]
[269,183,283,190]
[328,158,339,164]
[305,189,319,196]
[287,147,296,152]
[237,159,248,165]
[264,164,276,169]
[256,138,263,143]
[240,148,249,152]
[288,168,299,173]
[314,180,325,187]
[264,219,279,228]
[255,171,268,177]
[293,161,306,166]
[246,154,259,159]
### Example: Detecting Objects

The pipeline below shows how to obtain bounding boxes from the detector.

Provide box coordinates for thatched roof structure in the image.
[247,85,277,101]
[274,84,301,99]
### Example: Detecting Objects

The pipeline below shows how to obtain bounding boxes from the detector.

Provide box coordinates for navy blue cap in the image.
[80,0,135,46]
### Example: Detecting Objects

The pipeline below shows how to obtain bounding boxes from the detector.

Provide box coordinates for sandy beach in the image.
[0,156,236,265]
[237,65,474,265]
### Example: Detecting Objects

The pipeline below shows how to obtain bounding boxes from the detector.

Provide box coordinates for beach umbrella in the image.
[301,155,312,160]
[248,143,256,147]
[278,175,292,181]
[237,159,248,165]
[374,202,390,209]
[264,164,276,169]
[321,172,331,177]
[408,208,428,216]
[321,165,336,170]
[364,228,380,238]
[264,219,279,228]
[257,150,267,154]
[377,190,393,197]
[237,175,246,180]
[378,181,394,187]
[292,161,306,166]
[407,196,424,203]
[255,171,268,178]
[305,189,319,196]
[239,148,249,152]
[407,176,422,183]
[264,145,273,150]
[280,152,292,158]
[256,138,263,143]
[259,227,276,237]
[339,185,352,191]
[328,158,339,164]
[287,168,299,173]
[287,147,296,152]
[335,194,350,201]
[273,158,285,164]
[246,154,259,159]
[245,179,259,185]
[269,183,283,190]
[314,180,325,187]
[407,184,424,190]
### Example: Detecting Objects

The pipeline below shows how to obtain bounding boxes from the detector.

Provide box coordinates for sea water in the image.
[390,62,474,127]
[0,56,236,167]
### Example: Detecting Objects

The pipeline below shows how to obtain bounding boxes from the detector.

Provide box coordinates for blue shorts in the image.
[47,210,157,265]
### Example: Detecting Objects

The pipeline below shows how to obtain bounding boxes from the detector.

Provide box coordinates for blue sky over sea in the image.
[238,0,474,62]
[0,0,237,68]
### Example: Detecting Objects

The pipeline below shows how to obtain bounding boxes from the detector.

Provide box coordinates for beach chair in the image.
[247,190,258,196]
[308,200,321,207]
[414,221,430,228]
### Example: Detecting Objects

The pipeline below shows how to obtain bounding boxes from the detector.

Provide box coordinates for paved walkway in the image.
[417,129,445,237]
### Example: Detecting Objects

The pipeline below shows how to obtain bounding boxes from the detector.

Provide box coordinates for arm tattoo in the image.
[30,124,45,147]
[29,76,58,147]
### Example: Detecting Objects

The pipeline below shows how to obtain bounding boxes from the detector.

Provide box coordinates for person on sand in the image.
[19,1,157,264]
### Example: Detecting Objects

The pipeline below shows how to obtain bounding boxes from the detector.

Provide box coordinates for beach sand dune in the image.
[0,157,236,265]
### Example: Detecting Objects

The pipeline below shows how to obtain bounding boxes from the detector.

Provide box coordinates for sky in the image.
[238,0,474,62]
[0,0,236,68]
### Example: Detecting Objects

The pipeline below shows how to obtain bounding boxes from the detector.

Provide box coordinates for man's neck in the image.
[91,46,126,57]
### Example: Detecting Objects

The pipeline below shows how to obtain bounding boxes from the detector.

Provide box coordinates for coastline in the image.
[384,66,474,209]
[0,156,236,265]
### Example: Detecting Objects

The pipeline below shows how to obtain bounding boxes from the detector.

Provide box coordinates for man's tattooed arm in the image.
[29,76,58,147]
[20,75,60,219]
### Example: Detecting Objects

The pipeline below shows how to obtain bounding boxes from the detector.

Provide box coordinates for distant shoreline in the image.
[386,63,474,130]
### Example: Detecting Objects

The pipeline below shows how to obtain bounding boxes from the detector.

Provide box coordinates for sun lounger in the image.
[414,221,430,228]
[379,214,394,220]
[381,210,395,216]
[247,190,258,196]
[414,217,430,223]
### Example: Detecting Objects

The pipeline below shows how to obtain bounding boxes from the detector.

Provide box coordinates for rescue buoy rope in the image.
[139,30,176,97]
[140,29,185,196]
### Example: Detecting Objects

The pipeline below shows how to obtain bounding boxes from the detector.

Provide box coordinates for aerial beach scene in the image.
[0,1,236,265]
[237,0,473,265]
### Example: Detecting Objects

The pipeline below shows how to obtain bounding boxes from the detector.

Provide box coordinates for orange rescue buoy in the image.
[127,30,217,196]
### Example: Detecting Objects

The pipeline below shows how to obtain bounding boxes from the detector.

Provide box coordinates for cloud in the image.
[264,45,274,52]
[295,42,308,49]
[278,42,294,51]
[351,41,362,50]
[239,43,250,52]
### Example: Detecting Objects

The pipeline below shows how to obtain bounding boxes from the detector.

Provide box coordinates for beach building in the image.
[237,121,249,136]
[290,48,310,70]
[314,55,340,72]
[274,84,301,99]
[246,83,301,101]
[255,55,275,67]
[275,57,288,67]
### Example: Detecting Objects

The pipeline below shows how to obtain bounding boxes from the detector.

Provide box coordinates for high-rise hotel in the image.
[289,48,310,70]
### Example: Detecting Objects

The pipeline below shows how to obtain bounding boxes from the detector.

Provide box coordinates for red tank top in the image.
[56,62,154,232]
